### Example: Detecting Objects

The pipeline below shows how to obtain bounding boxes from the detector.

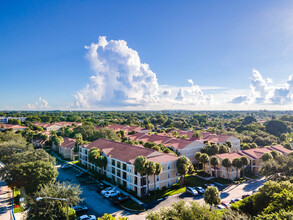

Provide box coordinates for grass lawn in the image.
[213,177,233,185]
[121,200,145,211]
[140,175,207,203]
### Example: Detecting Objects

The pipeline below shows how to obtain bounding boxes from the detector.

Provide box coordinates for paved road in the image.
[0,181,12,220]
[57,164,131,218]
[114,178,267,220]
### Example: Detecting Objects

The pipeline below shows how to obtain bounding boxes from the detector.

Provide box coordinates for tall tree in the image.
[27,182,82,220]
[210,156,219,177]
[176,156,193,187]
[154,163,162,196]
[194,152,202,170]
[232,158,242,179]
[204,186,221,210]
[240,156,250,177]
[145,161,156,194]
[200,153,210,172]
[88,148,100,164]
[222,158,232,179]
[134,156,147,194]
[96,156,107,175]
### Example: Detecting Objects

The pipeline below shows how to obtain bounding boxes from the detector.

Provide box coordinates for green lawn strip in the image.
[121,199,144,211]
[212,177,232,185]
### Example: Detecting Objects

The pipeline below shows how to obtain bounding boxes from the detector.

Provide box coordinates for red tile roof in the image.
[164,139,196,149]
[138,134,173,144]
[203,134,232,143]
[217,151,253,161]
[268,145,292,154]
[2,124,27,129]
[82,139,178,164]
[242,147,272,159]
[61,137,76,149]
[127,133,146,140]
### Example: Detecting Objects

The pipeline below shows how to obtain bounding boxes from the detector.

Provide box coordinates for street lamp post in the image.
[36,197,69,220]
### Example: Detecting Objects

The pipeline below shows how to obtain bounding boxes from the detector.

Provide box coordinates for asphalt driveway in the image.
[57,164,128,218]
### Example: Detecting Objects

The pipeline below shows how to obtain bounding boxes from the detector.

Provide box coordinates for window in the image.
[123,172,127,180]
[134,177,138,185]
[117,161,121,169]
[168,163,171,170]
[168,172,170,178]
[157,175,160,181]
[117,170,121,177]
[123,163,126,171]
[112,167,115,175]
[156,184,160,190]
[112,160,115,166]
[168,181,171,187]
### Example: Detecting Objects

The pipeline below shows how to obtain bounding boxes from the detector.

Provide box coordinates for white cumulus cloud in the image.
[27,97,50,110]
[74,36,159,108]
[231,69,293,105]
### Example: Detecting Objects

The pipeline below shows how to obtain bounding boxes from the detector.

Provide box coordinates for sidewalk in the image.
[52,152,144,205]
[0,167,13,220]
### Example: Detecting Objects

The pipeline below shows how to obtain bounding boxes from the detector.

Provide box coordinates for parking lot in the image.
[57,164,129,218]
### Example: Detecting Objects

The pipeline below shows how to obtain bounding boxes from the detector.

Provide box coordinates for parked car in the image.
[113,194,131,204]
[230,198,242,204]
[61,164,71,169]
[193,186,205,194]
[76,215,96,220]
[186,187,198,196]
[73,205,88,214]
[215,204,226,210]
[101,187,115,195]
[76,172,87,178]
[104,190,120,198]
[221,202,231,208]
[96,183,110,193]
[242,193,252,199]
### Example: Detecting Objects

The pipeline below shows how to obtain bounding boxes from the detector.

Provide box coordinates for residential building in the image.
[58,138,78,160]
[34,123,62,132]
[164,139,205,163]
[79,139,179,197]
[201,133,241,152]
[0,117,26,124]
[204,145,291,180]
[0,124,27,132]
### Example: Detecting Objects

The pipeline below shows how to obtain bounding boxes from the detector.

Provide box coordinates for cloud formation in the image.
[74,36,212,109]
[27,97,50,110]
[231,69,293,105]
[74,36,159,108]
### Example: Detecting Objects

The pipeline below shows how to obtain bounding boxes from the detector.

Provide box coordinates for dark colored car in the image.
[96,183,110,193]
[113,194,130,205]
[73,205,88,214]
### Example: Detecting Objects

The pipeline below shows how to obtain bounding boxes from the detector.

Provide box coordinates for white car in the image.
[104,190,120,198]
[193,186,205,194]
[77,215,96,220]
[186,187,198,196]
[101,187,115,195]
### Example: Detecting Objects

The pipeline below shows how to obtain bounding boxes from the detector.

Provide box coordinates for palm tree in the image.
[232,158,242,179]
[144,161,156,194]
[200,153,209,173]
[204,186,221,210]
[88,148,100,164]
[134,156,147,195]
[240,156,250,177]
[194,152,202,170]
[210,156,219,177]
[154,163,162,195]
[176,156,193,187]
[97,156,107,175]
[222,158,232,179]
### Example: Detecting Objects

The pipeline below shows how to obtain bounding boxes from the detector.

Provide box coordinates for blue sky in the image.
[1,0,293,110]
